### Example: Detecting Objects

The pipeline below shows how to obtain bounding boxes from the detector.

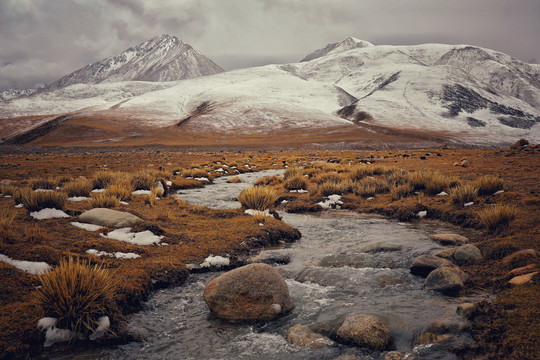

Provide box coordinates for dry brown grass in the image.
[254,175,283,186]
[145,188,163,206]
[313,172,344,185]
[450,184,478,206]
[238,186,278,210]
[16,188,67,212]
[130,171,156,190]
[105,183,133,201]
[391,183,414,201]
[319,180,352,196]
[284,176,308,191]
[479,204,517,232]
[0,208,16,246]
[226,176,242,184]
[182,168,208,178]
[0,184,16,196]
[88,193,120,208]
[423,171,451,195]
[28,178,57,190]
[474,175,504,196]
[283,167,301,179]
[63,179,93,197]
[36,257,117,337]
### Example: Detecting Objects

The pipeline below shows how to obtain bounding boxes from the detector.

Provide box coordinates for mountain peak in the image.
[42,35,223,90]
[301,37,374,62]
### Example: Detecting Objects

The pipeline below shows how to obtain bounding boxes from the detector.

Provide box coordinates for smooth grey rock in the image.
[79,208,141,228]
[410,254,455,277]
[203,263,293,321]
[336,313,392,351]
[425,267,467,294]
[454,244,482,263]
[249,251,291,265]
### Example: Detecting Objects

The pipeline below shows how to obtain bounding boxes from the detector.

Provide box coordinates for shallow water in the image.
[46,170,482,359]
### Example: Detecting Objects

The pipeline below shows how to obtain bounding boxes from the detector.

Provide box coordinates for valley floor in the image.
[0,146,538,359]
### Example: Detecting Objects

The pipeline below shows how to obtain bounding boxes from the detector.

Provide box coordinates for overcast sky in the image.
[1,0,539,91]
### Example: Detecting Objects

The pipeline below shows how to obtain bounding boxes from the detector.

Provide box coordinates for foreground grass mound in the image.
[238,186,278,210]
[36,257,117,337]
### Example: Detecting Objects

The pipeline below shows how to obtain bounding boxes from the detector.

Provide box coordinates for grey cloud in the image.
[1,0,539,91]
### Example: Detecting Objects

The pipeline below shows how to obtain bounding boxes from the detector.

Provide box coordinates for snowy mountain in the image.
[0,88,35,101]
[1,37,539,146]
[42,34,223,90]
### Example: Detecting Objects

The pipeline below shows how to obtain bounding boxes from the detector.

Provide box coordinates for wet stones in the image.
[203,263,293,321]
[336,314,392,351]
[425,266,467,295]
[79,208,141,228]
[285,324,333,349]
[248,251,291,265]
[453,244,482,263]
[431,233,468,246]
[410,254,455,277]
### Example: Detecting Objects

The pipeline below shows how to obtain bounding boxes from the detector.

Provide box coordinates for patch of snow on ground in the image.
[37,317,72,347]
[0,254,50,274]
[101,227,163,245]
[30,208,70,220]
[317,194,343,209]
[68,196,91,201]
[200,255,230,268]
[132,190,151,195]
[195,177,209,182]
[71,222,103,231]
[91,189,106,193]
[244,209,272,217]
[86,249,141,259]
[15,203,24,208]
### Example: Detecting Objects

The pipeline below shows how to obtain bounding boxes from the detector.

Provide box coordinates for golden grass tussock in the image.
[312,172,344,185]
[226,176,242,184]
[284,176,308,191]
[92,171,116,189]
[384,168,409,186]
[182,168,208,178]
[105,182,133,201]
[36,257,117,336]
[88,193,120,208]
[349,164,371,181]
[16,188,67,212]
[319,180,353,196]
[0,184,16,196]
[237,186,278,210]
[283,166,301,179]
[423,171,451,195]
[145,187,163,206]
[130,171,156,190]
[450,184,478,206]
[479,204,517,232]
[63,179,93,197]
[254,175,283,186]
[0,208,16,245]
[473,175,504,196]
[407,170,431,190]
[391,183,414,201]
[29,178,57,190]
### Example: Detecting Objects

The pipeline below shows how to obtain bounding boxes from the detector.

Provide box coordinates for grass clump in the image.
[424,171,451,195]
[474,175,504,196]
[17,188,67,211]
[313,172,343,185]
[0,209,16,246]
[64,179,93,197]
[319,180,352,196]
[450,184,478,206]
[145,188,163,206]
[284,176,308,191]
[283,167,301,179]
[0,184,16,196]
[479,205,517,232]
[105,183,133,201]
[29,178,57,190]
[390,183,414,201]
[238,186,278,210]
[130,171,156,190]
[254,175,283,186]
[36,257,117,337]
[88,193,119,209]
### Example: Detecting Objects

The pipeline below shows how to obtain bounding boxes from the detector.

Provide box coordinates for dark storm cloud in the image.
[1,0,539,91]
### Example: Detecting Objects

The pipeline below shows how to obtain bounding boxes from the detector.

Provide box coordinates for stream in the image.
[49,169,483,359]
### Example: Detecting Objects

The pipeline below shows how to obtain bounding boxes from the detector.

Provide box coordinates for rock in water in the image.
[203,263,293,321]
[425,267,467,294]
[410,254,455,277]
[285,324,333,349]
[79,208,141,227]
[453,244,482,263]
[431,234,468,246]
[336,313,392,350]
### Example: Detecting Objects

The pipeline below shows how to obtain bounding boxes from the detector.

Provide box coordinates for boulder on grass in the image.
[203,263,293,321]
[79,208,141,228]
[425,267,467,295]
[336,314,392,351]
[410,255,455,277]
[453,244,482,263]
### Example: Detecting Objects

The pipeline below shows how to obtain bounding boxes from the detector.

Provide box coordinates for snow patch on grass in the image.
[317,194,343,209]
[30,208,70,220]
[200,255,230,268]
[37,317,72,347]
[86,249,141,259]
[0,254,50,274]
[71,222,103,231]
[101,227,163,245]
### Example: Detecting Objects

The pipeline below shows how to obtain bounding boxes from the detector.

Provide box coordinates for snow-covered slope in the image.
[1,37,539,146]
[0,88,35,101]
[42,35,223,90]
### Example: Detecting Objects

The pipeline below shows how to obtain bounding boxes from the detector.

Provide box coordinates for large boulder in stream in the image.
[410,254,455,277]
[203,263,293,321]
[453,244,482,263]
[286,324,333,349]
[425,267,467,294]
[336,314,392,351]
